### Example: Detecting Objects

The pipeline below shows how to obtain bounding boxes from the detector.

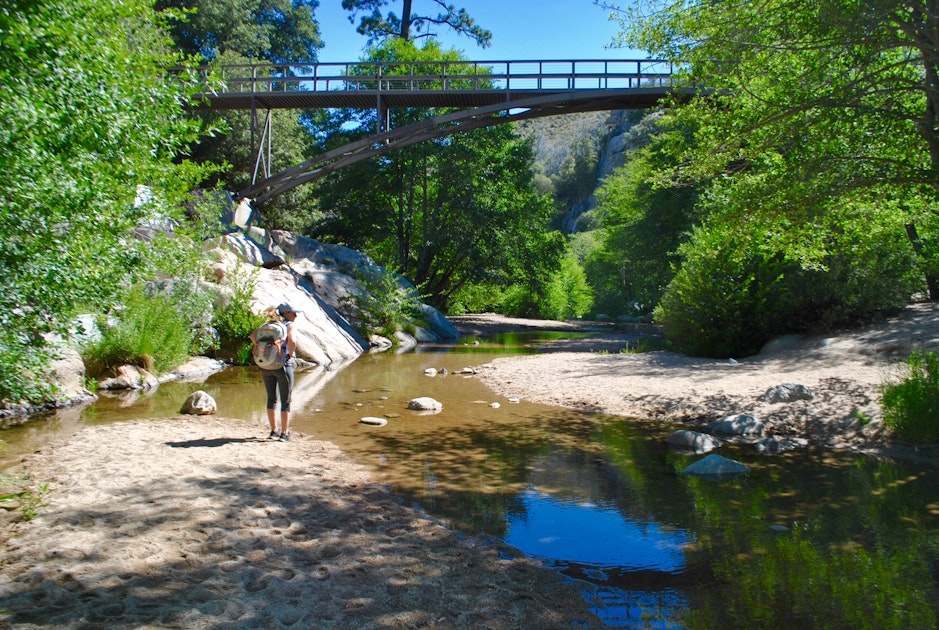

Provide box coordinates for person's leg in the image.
[278,365,295,438]
[261,371,279,436]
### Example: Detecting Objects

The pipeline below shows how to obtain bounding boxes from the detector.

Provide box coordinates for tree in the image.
[591,0,939,355]
[607,0,939,292]
[0,0,211,401]
[160,0,325,225]
[342,0,491,47]
[589,110,699,315]
[160,0,323,63]
[306,39,562,312]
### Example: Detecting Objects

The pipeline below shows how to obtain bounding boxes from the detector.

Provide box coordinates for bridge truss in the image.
[190,59,682,204]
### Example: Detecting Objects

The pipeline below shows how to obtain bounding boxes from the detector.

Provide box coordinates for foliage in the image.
[83,283,204,376]
[542,251,594,320]
[593,0,939,355]
[159,0,322,64]
[655,198,921,358]
[607,0,939,278]
[0,0,211,403]
[588,111,699,317]
[653,220,792,358]
[178,51,322,227]
[695,531,937,629]
[881,350,939,444]
[342,0,491,48]
[0,473,49,521]
[340,265,423,339]
[212,264,267,363]
[307,39,565,313]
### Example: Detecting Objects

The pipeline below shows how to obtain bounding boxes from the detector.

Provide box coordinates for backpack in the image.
[252,321,288,370]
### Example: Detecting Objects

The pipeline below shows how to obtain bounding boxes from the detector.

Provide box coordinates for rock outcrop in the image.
[210,226,459,367]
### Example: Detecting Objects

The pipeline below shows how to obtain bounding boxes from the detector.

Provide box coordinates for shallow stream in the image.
[3,332,938,628]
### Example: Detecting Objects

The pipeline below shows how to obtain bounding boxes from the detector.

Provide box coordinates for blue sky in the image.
[314,0,643,63]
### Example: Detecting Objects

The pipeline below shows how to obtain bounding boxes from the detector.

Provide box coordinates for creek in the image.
[3,332,938,628]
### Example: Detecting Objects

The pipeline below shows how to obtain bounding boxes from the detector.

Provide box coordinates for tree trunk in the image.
[400,0,413,40]
[905,222,939,301]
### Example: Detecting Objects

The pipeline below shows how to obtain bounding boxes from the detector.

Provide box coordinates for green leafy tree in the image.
[543,251,594,320]
[308,39,563,312]
[159,0,322,63]
[608,0,939,289]
[160,0,325,226]
[0,0,210,402]
[342,0,491,48]
[589,110,699,315]
[594,0,939,355]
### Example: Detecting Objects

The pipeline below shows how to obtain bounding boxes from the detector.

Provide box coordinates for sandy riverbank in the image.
[4,304,938,628]
[0,417,602,628]
[453,303,939,460]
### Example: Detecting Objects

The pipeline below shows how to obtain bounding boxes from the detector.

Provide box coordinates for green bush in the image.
[447,283,508,315]
[83,283,196,375]
[542,252,594,320]
[655,207,920,358]
[212,265,266,362]
[341,265,422,339]
[0,332,56,405]
[654,223,792,358]
[881,350,939,444]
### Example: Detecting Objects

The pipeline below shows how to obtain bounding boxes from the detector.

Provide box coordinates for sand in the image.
[0,417,602,629]
[3,303,938,628]
[455,302,939,459]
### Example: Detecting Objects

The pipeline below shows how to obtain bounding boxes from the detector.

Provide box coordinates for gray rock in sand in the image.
[407,397,442,412]
[758,383,814,403]
[180,390,217,415]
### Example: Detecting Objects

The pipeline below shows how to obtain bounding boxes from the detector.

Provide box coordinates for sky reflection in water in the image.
[506,488,690,573]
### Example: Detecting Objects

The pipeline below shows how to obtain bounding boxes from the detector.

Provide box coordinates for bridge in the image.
[191,60,684,204]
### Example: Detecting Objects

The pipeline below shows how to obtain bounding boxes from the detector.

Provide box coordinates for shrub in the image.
[654,223,792,358]
[655,207,920,359]
[212,265,266,363]
[0,333,56,405]
[341,265,422,339]
[542,252,594,320]
[881,350,939,444]
[83,283,196,375]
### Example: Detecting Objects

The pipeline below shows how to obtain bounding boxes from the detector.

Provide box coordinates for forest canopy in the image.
[588,0,939,356]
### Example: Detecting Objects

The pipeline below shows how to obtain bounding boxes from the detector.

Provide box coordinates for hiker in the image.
[249,303,303,441]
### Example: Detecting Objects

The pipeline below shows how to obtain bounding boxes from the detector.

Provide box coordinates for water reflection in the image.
[1,331,938,628]
[505,488,691,572]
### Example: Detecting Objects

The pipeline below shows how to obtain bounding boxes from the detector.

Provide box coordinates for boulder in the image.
[209,244,368,366]
[683,454,750,481]
[707,414,766,437]
[99,365,159,391]
[48,348,95,404]
[667,429,721,454]
[758,383,815,403]
[159,357,227,384]
[407,397,442,412]
[360,416,388,426]
[755,437,808,454]
[180,390,217,415]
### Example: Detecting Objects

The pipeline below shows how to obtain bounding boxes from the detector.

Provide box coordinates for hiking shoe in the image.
[279,432,291,442]
[268,430,280,440]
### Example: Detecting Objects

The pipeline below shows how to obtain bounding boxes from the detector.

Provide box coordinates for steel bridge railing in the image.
[199,59,675,95]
